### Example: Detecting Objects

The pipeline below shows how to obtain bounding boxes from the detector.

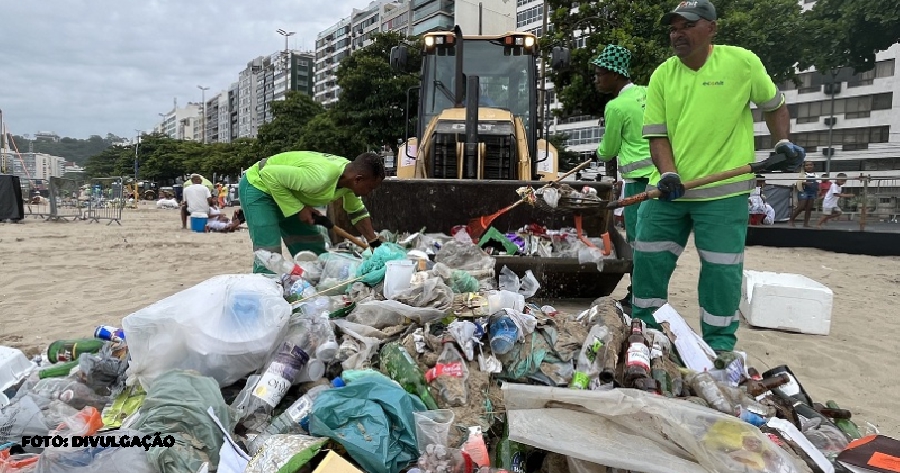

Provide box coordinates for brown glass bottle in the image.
[623,319,651,386]
[741,372,790,397]
[813,403,852,420]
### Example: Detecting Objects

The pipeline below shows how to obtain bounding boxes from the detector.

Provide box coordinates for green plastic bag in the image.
[355,242,408,286]
[309,376,426,473]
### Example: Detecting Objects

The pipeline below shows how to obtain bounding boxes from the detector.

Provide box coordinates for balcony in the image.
[412,14,454,35]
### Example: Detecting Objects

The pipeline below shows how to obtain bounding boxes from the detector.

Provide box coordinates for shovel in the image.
[607,153,787,209]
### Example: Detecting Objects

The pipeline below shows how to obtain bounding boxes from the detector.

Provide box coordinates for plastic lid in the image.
[190,211,209,218]
[331,377,345,388]
[305,359,325,382]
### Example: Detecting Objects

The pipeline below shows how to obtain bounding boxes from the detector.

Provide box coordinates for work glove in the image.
[657,172,685,201]
[771,140,806,173]
[368,239,382,249]
[313,214,334,229]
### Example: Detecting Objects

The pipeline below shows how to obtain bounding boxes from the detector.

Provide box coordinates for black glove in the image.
[657,172,685,201]
[313,214,334,229]
[368,239,382,249]
[771,140,806,173]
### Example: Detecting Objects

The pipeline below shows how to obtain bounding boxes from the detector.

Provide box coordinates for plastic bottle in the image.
[255,249,305,277]
[247,384,330,454]
[425,336,469,407]
[570,325,610,390]
[688,371,734,414]
[623,319,651,387]
[488,312,519,356]
[234,317,322,434]
[462,426,491,468]
[46,339,104,364]
[380,342,440,409]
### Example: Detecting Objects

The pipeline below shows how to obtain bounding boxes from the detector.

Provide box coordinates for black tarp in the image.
[0,174,25,221]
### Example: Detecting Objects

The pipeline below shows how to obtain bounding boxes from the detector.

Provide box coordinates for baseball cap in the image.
[661,0,717,25]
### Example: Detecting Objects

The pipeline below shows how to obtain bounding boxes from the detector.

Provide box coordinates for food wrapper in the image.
[245,434,329,473]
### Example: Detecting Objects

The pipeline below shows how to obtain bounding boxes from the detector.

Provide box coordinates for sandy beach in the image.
[1,205,898,438]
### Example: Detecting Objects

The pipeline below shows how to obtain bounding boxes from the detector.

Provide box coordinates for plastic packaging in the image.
[122,274,292,389]
[489,313,519,356]
[317,252,363,293]
[498,265,520,292]
[448,321,477,361]
[248,385,331,454]
[425,338,469,407]
[416,446,474,473]
[687,371,734,415]
[384,259,416,299]
[462,426,491,467]
[570,325,611,390]
[413,409,455,454]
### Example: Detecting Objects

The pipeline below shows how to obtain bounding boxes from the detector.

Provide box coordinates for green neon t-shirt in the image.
[596,85,654,179]
[642,45,783,201]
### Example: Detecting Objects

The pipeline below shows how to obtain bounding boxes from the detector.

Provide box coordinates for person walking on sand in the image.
[591,44,655,310]
[631,0,804,352]
[238,151,386,273]
[817,173,853,228]
[789,161,818,227]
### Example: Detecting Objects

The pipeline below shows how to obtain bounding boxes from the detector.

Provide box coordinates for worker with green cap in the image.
[632,0,805,351]
[239,151,386,273]
[591,44,655,309]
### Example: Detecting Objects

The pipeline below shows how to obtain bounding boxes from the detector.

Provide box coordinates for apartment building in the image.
[238,57,263,138]
[0,152,66,180]
[755,45,899,192]
[154,103,203,141]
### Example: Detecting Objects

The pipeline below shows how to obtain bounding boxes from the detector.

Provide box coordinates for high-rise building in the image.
[238,57,263,138]
[228,81,240,141]
[154,103,203,141]
[0,152,66,180]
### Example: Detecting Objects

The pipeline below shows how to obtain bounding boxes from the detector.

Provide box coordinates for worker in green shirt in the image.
[591,44,655,309]
[239,151,386,273]
[632,0,804,351]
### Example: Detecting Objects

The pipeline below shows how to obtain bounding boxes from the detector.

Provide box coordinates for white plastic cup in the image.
[384,259,415,299]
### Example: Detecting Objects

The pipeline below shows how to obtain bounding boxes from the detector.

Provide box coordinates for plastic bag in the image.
[34,430,156,473]
[122,274,292,389]
[332,319,382,370]
[348,299,446,328]
[0,396,49,452]
[413,409,455,454]
[393,278,454,311]
[244,434,328,473]
[434,240,495,273]
[130,370,233,473]
[498,266,520,292]
[309,375,426,473]
[356,243,409,286]
[318,252,363,293]
[502,384,805,473]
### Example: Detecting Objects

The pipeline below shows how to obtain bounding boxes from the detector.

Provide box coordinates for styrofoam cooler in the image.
[739,270,833,335]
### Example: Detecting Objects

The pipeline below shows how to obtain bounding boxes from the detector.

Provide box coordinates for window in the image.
[873,92,893,110]
[517,4,543,28]
[755,126,890,151]
[876,59,895,78]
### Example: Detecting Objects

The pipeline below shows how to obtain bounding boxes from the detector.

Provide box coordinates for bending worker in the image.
[633,0,804,352]
[591,44,655,310]
[239,151,386,273]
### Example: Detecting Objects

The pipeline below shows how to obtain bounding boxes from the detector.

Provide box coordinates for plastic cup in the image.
[383,259,416,299]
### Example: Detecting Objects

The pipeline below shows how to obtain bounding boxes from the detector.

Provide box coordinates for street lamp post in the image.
[197,85,210,143]
[134,129,142,201]
[277,29,296,97]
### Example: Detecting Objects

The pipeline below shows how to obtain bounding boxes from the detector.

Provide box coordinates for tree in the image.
[256,91,324,157]
[333,32,423,152]
[803,0,899,74]
[547,133,582,172]
[546,0,670,117]
[547,0,805,117]
[11,133,123,164]
[298,111,367,159]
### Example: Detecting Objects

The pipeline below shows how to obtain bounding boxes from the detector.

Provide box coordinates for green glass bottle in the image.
[494,419,530,473]
[826,400,862,440]
[47,339,104,364]
[379,341,439,410]
[39,360,80,379]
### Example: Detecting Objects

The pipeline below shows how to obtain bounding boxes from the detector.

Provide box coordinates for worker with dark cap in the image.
[591,44,655,309]
[631,0,805,352]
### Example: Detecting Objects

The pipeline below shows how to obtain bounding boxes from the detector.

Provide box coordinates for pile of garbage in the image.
[0,233,895,473]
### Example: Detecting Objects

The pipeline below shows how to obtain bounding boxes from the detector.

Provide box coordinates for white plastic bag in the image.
[122,274,292,389]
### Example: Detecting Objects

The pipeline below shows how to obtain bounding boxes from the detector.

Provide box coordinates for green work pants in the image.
[239,175,327,274]
[631,195,748,351]
[623,178,649,245]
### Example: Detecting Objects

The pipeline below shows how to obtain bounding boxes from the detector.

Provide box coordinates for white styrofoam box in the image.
[0,345,36,407]
[740,270,833,335]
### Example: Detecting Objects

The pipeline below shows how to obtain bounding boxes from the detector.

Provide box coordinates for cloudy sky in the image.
[1,0,359,140]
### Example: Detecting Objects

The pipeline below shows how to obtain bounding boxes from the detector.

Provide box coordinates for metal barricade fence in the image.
[19,178,52,219]
[48,177,87,221]
[82,178,125,225]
